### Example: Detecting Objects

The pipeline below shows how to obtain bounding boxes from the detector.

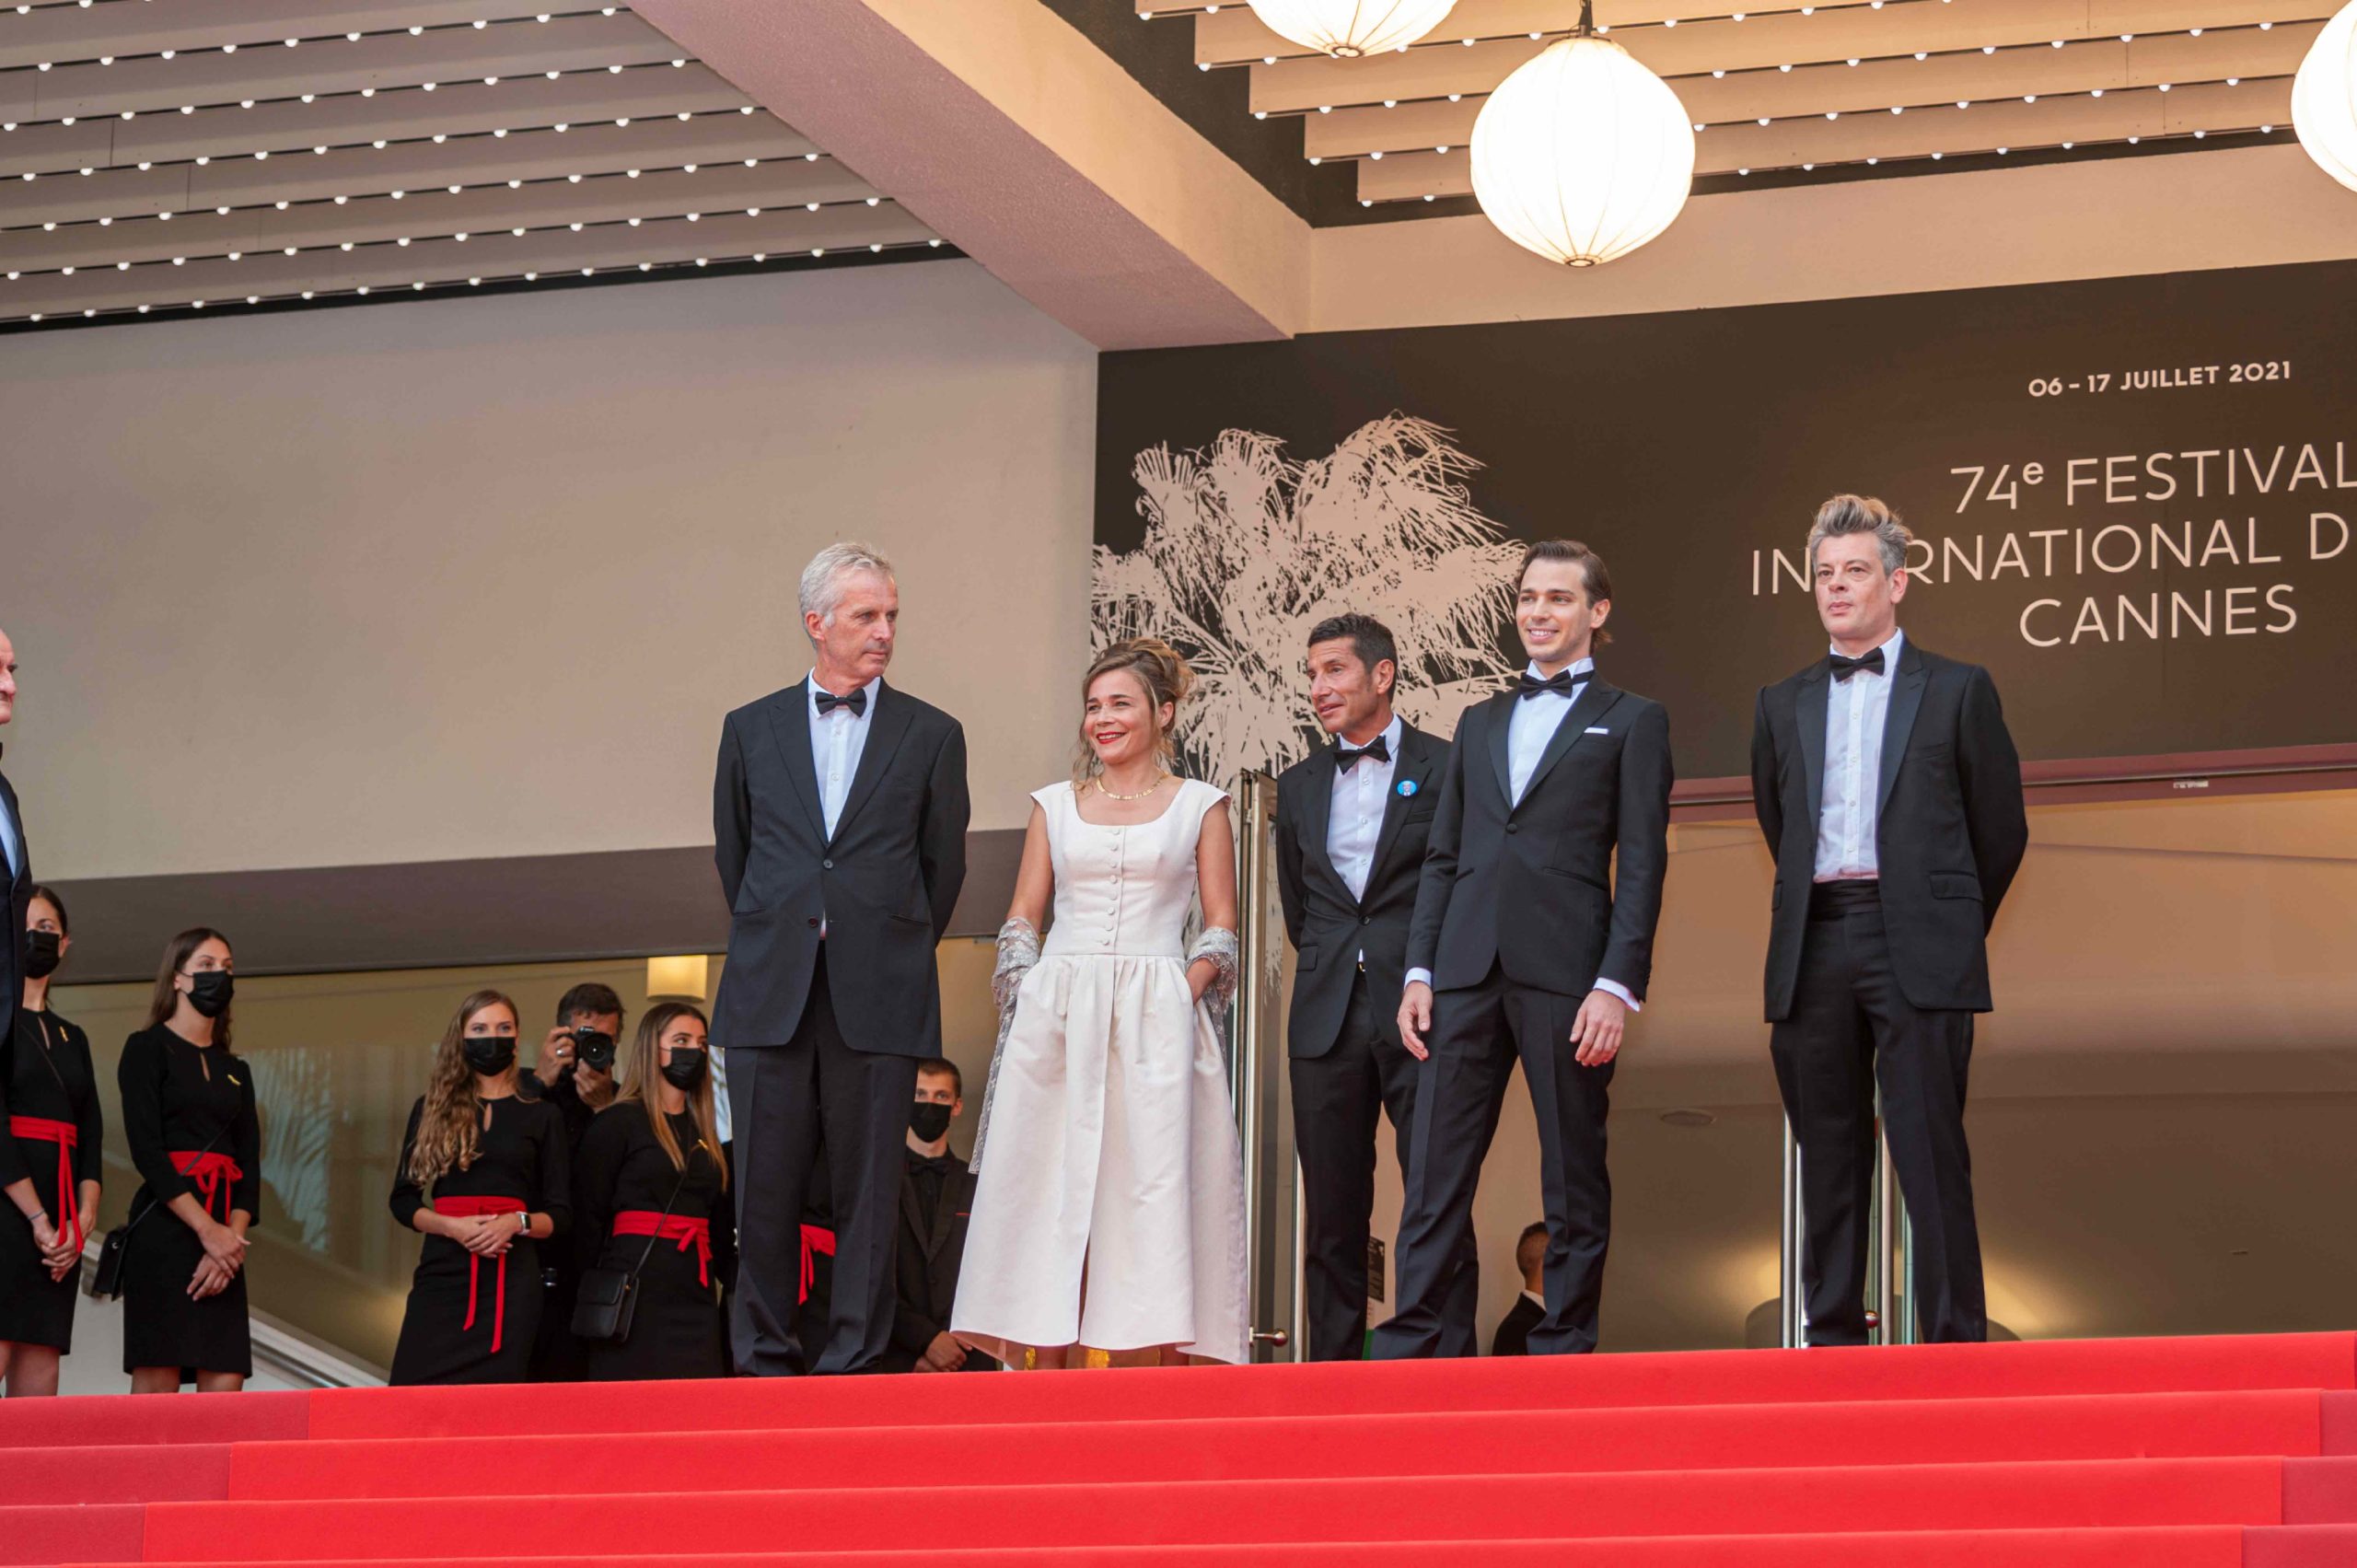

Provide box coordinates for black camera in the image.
[570,1027,618,1074]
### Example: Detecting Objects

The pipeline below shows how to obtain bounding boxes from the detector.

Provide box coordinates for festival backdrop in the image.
[1091,258,2357,788]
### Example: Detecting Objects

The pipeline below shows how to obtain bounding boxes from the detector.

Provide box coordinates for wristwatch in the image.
[514,1213,532,1238]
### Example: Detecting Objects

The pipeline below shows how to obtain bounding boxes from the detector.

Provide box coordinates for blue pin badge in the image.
[1397,779,1419,798]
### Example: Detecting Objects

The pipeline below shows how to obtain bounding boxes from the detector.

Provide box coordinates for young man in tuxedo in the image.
[883,1058,995,1374]
[1751,494,2026,1344]
[1272,613,1474,1361]
[713,542,970,1376]
[1374,541,1674,1359]
[1490,1222,1549,1356]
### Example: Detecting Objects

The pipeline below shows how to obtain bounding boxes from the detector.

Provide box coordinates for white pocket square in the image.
[1585,726,1610,735]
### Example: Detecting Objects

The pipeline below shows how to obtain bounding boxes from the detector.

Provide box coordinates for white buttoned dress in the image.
[951,778,1249,1365]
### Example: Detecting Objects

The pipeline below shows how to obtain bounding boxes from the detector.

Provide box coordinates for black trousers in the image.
[1371,962,1614,1359]
[1771,880,1985,1346]
[728,956,918,1376]
[1290,971,1479,1362]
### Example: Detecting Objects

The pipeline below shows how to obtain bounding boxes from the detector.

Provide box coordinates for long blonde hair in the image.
[407,989,518,1187]
[1071,637,1194,788]
[614,1002,726,1191]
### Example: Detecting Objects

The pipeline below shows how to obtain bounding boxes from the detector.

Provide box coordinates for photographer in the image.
[526,983,622,1381]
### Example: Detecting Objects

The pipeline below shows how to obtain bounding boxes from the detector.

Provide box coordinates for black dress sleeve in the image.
[119,1029,193,1203]
[70,1023,103,1186]
[388,1098,428,1231]
[709,1141,737,1294]
[570,1108,623,1269]
[0,1021,28,1191]
[535,1100,572,1237]
[230,1055,262,1225]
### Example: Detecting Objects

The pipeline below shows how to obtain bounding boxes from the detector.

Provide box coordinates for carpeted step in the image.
[0,1501,147,1567]
[0,1439,234,1505]
[0,1388,308,1453]
[2245,1524,2357,1566]
[66,1524,2257,1567]
[226,1388,2340,1502]
[304,1331,2357,1442]
[134,1457,2328,1561]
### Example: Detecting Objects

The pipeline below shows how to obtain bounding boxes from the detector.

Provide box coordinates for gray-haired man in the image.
[1750,495,2026,1345]
[713,542,970,1375]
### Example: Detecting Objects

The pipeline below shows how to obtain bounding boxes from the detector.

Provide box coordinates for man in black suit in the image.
[1491,1222,1549,1356]
[883,1058,996,1374]
[1374,541,1674,1359]
[0,627,29,1042]
[1273,613,1475,1362]
[1751,494,2026,1346]
[713,542,970,1376]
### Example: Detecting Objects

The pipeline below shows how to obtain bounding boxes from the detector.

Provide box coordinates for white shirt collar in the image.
[808,673,882,711]
[1525,656,1596,683]
[1828,627,1904,667]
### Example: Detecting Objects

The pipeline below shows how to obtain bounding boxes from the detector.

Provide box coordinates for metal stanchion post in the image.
[1780,1117,1805,1349]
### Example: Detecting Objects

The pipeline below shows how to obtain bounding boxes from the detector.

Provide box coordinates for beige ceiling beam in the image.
[1188,0,1912,66]
[0,1,612,72]
[1248,0,2337,114]
[1,157,871,272]
[1,114,818,229]
[1306,23,2319,158]
[631,0,1308,348]
[2,12,678,122]
[0,65,750,178]
[0,201,935,318]
[1354,76,2295,197]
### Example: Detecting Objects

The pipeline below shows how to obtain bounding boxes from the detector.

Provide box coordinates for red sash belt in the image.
[432,1196,528,1354]
[612,1211,713,1288]
[798,1224,835,1305]
[9,1117,82,1254]
[169,1149,243,1225]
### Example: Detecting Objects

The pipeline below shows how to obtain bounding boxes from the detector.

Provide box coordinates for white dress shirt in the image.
[1814,628,1904,883]
[809,673,880,840]
[1328,713,1403,904]
[1409,659,1637,1012]
[0,790,19,883]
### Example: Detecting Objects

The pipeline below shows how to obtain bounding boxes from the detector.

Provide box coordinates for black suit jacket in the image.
[0,754,29,1037]
[1491,1292,1544,1356]
[712,679,970,1056]
[883,1149,982,1372]
[1273,723,1446,1058]
[1408,679,1675,999]
[1750,639,2027,1019]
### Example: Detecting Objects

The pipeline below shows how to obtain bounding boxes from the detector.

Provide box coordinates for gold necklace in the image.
[1094,770,1169,802]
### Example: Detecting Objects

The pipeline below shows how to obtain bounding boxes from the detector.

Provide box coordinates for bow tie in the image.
[1333,736,1391,771]
[1516,668,1586,700]
[814,688,868,717]
[1828,649,1886,682]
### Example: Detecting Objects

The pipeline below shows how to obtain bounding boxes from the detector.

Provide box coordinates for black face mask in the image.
[659,1048,708,1091]
[461,1036,517,1076]
[184,970,235,1018]
[25,929,62,981]
[909,1101,954,1144]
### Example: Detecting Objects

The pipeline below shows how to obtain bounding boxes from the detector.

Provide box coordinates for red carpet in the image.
[0,1332,2351,1566]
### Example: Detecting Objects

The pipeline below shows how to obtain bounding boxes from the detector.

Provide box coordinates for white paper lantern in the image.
[2293,0,2357,192]
[1245,0,1457,59]
[1470,32,1696,267]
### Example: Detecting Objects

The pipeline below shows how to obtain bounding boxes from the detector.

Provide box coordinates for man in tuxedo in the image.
[713,543,970,1375]
[1751,494,2026,1345]
[1374,541,1674,1359]
[1490,1223,1549,1356]
[883,1058,996,1374]
[0,628,29,1043]
[1273,613,1475,1361]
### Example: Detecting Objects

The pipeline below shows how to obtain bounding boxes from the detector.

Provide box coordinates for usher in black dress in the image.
[118,1024,262,1379]
[572,1104,733,1381]
[388,1093,570,1386]
[0,1005,102,1352]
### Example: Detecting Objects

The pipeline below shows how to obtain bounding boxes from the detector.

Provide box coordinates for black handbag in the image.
[571,1163,692,1345]
[86,1125,226,1302]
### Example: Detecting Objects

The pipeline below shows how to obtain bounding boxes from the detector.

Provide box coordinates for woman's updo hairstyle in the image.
[1073,637,1194,786]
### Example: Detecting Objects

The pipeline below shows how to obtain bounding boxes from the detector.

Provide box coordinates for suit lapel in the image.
[927,1166,967,1260]
[897,1163,927,1258]
[1516,679,1623,807]
[1484,694,1515,810]
[1367,726,1436,890]
[1303,742,1341,887]
[830,680,914,846]
[1876,642,1931,816]
[763,682,828,842]
[0,769,20,894]
[1797,667,1830,829]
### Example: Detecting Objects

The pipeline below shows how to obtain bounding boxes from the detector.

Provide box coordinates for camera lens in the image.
[574,1028,617,1072]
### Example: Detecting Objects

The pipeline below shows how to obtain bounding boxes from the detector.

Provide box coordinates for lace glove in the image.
[1187,925,1241,1033]
[970,918,1041,1174]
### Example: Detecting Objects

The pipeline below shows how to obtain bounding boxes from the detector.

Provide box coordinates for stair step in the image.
[226,1389,2342,1501]
[0,1388,308,1454]
[0,1440,233,1506]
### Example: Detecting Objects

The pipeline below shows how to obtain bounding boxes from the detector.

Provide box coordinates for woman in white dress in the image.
[952,639,1250,1368]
